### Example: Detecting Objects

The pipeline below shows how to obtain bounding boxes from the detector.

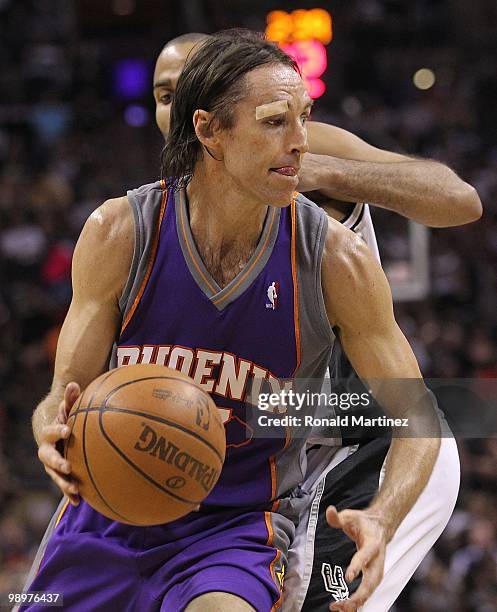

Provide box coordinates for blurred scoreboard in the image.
[265,8,333,99]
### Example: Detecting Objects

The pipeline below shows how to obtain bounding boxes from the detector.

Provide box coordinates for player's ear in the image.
[193,109,224,162]
[193,109,218,147]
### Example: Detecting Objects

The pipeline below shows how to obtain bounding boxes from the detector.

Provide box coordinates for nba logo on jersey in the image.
[266,281,279,310]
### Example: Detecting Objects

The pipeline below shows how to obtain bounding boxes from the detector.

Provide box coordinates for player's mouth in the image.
[270,166,299,177]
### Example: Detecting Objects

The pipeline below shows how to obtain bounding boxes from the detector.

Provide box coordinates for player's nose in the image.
[289,121,309,156]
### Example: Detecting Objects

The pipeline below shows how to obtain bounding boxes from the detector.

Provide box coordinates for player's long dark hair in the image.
[161,29,299,189]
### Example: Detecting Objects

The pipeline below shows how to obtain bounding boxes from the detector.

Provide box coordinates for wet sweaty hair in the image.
[160,29,299,188]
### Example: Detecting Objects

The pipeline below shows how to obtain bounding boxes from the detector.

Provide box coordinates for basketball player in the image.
[28,32,458,612]
[152,34,476,612]
[25,32,480,612]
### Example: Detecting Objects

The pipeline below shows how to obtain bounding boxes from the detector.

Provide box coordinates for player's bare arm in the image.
[33,196,134,503]
[321,221,441,611]
[300,121,482,227]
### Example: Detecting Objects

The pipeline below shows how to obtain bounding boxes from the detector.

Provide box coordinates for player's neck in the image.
[187,166,268,249]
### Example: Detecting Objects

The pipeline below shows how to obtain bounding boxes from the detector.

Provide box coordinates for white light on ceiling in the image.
[413,68,436,90]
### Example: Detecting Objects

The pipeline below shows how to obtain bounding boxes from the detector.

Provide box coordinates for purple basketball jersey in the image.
[21,182,334,612]
[117,184,299,507]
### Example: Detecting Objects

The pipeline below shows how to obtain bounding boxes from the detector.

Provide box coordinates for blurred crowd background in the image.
[0,1,496,610]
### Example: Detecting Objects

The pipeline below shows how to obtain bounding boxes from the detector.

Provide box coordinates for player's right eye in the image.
[159,92,173,105]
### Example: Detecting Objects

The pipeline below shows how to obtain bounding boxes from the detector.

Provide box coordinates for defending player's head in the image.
[161,30,312,207]
[153,33,209,138]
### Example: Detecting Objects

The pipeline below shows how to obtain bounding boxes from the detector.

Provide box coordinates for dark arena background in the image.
[0,1,496,610]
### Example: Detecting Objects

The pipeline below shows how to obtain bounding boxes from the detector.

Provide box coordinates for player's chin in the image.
[267,171,298,207]
[263,189,295,208]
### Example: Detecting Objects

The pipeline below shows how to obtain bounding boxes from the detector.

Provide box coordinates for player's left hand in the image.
[326,505,387,612]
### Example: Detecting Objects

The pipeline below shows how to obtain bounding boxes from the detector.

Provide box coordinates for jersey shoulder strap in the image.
[119,180,166,315]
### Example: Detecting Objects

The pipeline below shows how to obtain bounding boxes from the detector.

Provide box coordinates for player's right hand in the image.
[37,382,81,506]
[326,504,387,612]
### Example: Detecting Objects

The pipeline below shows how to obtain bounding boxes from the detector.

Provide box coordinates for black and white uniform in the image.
[283,203,460,612]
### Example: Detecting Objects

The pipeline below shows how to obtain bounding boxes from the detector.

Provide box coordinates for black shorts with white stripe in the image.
[301,435,391,611]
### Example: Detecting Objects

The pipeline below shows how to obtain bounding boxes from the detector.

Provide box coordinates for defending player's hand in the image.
[326,505,387,612]
[296,153,331,193]
[37,382,81,506]
[298,152,357,199]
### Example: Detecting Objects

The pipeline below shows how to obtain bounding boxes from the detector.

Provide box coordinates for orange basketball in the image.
[64,364,226,526]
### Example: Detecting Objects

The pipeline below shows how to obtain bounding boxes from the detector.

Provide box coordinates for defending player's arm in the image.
[321,221,441,611]
[300,121,482,227]
[33,197,134,503]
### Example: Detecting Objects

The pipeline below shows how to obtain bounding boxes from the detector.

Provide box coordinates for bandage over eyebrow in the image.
[255,100,289,120]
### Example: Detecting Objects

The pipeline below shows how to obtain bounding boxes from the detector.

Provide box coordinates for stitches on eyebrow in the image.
[255,100,289,120]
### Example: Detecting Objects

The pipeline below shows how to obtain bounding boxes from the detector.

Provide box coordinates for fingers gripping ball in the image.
[64,364,226,525]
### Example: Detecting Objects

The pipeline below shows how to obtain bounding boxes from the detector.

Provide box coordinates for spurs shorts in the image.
[20,501,294,612]
[284,432,460,611]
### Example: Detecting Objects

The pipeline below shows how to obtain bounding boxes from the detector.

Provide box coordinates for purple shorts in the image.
[22,500,292,611]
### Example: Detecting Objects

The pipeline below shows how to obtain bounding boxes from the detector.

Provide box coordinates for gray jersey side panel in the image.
[293,193,335,378]
[118,195,142,313]
[274,195,336,502]
[120,181,165,321]
[109,181,165,369]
